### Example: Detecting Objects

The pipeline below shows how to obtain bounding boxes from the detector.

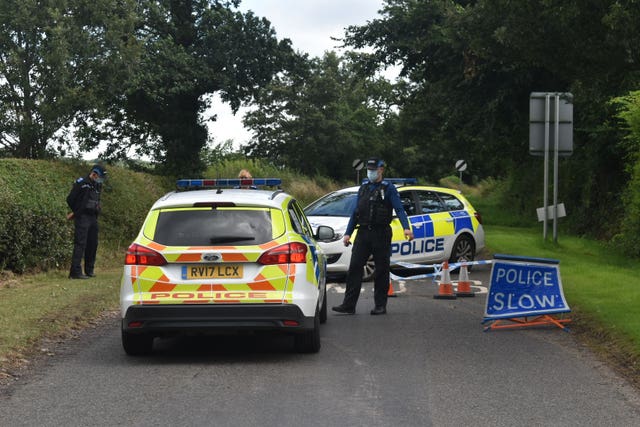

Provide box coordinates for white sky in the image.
[206,0,388,148]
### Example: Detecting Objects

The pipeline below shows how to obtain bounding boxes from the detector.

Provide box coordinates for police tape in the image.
[390,259,494,282]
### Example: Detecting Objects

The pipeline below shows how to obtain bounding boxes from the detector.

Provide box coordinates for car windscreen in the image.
[152,208,276,246]
[304,192,357,217]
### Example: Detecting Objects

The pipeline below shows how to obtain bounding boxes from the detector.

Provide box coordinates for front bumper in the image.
[122,304,315,335]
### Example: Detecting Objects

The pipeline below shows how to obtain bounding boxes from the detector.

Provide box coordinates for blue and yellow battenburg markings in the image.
[391,210,476,257]
[301,234,321,285]
[450,210,473,233]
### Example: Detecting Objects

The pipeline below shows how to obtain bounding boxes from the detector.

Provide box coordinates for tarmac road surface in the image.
[2,263,640,426]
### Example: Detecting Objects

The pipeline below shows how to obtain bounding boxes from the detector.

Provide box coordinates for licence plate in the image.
[182,264,243,279]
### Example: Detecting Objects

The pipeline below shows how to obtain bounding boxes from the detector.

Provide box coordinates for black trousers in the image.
[342,226,392,308]
[70,214,99,276]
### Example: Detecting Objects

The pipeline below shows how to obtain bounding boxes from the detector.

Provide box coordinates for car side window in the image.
[289,200,313,238]
[304,192,357,217]
[399,191,416,216]
[439,193,464,211]
[416,191,445,214]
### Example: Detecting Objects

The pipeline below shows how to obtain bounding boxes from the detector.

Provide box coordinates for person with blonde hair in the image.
[237,169,256,189]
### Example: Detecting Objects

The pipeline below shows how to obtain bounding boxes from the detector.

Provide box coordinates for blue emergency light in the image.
[361,178,418,185]
[176,178,282,189]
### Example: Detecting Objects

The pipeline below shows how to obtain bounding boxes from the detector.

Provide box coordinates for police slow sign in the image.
[484,254,570,320]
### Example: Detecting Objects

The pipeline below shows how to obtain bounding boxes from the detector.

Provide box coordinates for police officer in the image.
[66,164,106,279]
[332,158,414,315]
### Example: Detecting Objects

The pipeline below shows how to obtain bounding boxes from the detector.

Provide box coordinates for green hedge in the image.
[0,158,344,274]
[0,159,169,273]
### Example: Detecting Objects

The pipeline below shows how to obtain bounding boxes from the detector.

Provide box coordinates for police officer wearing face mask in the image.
[333,158,414,315]
[66,164,107,279]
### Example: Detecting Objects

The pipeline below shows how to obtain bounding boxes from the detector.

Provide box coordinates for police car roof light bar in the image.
[387,178,418,185]
[361,178,418,185]
[176,178,282,189]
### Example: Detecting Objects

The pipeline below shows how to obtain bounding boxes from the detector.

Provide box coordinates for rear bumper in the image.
[122,304,315,335]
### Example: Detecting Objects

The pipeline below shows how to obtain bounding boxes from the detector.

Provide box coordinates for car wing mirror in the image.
[315,225,335,242]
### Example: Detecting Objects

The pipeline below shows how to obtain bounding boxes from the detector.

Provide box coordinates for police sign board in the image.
[484,254,570,320]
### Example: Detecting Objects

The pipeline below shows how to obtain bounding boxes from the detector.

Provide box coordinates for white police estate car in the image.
[120,178,334,355]
[304,180,485,280]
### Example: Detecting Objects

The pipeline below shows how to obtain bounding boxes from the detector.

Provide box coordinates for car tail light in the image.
[125,243,167,266]
[474,211,483,225]
[257,242,307,265]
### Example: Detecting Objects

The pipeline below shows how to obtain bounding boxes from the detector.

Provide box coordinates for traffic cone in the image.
[434,261,456,299]
[455,263,475,297]
[388,280,397,297]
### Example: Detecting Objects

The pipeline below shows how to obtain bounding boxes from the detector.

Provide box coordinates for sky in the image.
[207,0,388,148]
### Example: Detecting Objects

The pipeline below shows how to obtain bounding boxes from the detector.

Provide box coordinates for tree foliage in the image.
[611,90,640,255]
[96,0,295,177]
[243,51,401,181]
[1,0,294,178]
[0,0,137,159]
[344,0,640,236]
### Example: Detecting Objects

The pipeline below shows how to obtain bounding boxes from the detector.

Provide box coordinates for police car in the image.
[120,178,334,355]
[304,180,485,280]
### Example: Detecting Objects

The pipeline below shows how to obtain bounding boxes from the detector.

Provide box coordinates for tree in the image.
[243,52,400,181]
[100,0,295,177]
[611,90,640,255]
[0,0,137,159]
[344,0,640,236]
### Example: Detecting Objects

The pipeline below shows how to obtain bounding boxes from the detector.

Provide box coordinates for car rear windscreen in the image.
[153,208,275,246]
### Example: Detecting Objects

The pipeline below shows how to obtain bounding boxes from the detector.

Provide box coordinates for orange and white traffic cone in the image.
[434,261,456,299]
[388,280,397,297]
[455,263,475,297]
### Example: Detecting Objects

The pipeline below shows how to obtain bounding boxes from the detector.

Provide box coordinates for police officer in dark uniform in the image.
[66,164,107,279]
[332,158,414,315]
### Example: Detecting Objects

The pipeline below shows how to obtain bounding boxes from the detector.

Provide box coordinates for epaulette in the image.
[75,177,85,183]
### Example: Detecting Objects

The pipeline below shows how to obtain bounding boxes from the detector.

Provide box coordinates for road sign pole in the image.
[530,92,573,243]
[543,94,550,241]
[553,95,560,243]
[352,158,364,185]
[455,160,467,191]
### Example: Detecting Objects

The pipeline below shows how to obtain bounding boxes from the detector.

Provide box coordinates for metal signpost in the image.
[352,158,364,185]
[455,159,467,183]
[529,92,573,242]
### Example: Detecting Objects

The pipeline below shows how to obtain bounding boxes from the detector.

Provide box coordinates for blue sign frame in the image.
[484,254,570,320]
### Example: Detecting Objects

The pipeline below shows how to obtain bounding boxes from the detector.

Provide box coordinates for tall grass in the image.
[204,159,343,206]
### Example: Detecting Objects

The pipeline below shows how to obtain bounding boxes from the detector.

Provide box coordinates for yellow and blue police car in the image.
[120,178,334,355]
[304,179,485,280]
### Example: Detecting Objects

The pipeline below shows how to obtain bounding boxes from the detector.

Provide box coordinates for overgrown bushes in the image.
[0,159,168,273]
[0,158,341,274]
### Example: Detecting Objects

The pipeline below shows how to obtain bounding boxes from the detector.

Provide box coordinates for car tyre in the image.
[449,234,475,266]
[362,255,375,282]
[122,330,154,356]
[295,307,321,353]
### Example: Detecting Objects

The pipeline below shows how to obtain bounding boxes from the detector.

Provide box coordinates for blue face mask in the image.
[367,170,378,181]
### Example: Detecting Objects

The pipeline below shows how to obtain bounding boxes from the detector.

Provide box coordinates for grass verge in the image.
[486,225,640,388]
[0,260,121,384]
